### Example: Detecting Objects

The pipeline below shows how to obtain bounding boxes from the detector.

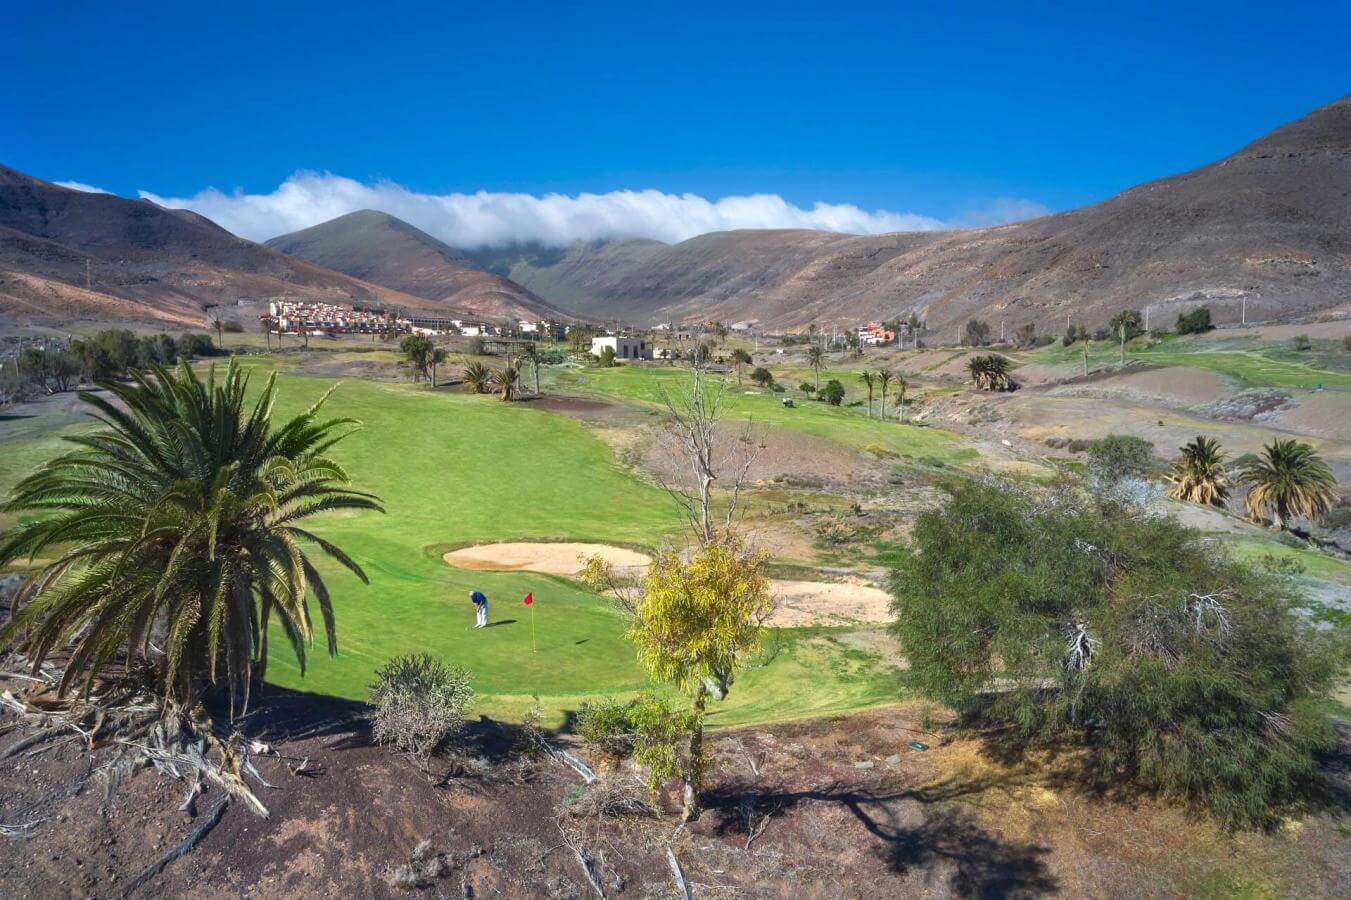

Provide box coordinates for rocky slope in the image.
[266,210,573,322]
[473,93,1351,333]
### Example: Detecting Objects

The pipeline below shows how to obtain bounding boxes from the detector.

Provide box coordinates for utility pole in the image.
[1000,320,1005,343]
[1241,296,1247,326]
[85,258,91,291]
[1144,306,1151,332]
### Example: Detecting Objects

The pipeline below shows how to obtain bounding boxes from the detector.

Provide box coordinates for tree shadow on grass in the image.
[702,775,1057,896]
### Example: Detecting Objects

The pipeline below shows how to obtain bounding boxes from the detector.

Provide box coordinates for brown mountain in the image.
[266,210,573,322]
[0,167,446,328]
[476,94,1351,333]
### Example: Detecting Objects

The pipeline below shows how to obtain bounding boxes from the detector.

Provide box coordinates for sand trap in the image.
[444,542,651,576]
[444,542,893,627]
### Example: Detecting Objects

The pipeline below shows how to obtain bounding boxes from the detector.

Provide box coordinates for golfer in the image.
[470,590,488,628]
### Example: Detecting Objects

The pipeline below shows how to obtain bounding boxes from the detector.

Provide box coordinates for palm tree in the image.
[429,347,448,388]
[858,370,875,417]
[967,354,1016,392]
[877,370,894,419]
[1165,436,1230,507]
[1237,439,1336,530]
[0,361,380,716]
[491,363,520,401]
[894,374,909,422]
[462,362,491,394]
[806,345,824,389]
[730,348,752,385]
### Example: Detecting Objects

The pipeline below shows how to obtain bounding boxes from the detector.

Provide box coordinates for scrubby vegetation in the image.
[369,653,474,762]
[889,478,1345,828]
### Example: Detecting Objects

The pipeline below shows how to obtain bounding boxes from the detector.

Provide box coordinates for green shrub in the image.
[369,653,474,761]
[1177,306,1214,335]
[576,694,693,788]
[1292,334,1311,352]
[749,366,774,388]
[821,379,845,405]
[889,479,1343,828]
[1087,434,1155,483]
[799,381,816,394]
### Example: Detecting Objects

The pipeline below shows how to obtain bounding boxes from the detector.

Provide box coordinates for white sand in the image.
[443,542,894,627]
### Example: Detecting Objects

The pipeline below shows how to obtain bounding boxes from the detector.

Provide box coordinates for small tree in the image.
[1087,434,1156,484]
[963,319,991,347]
[821,379,845,405]
[369,653,473,764]
[877,369,894,417]
[1166,436,1230,507]
[1176,306,1213,335]
[490,363,520,401]
[629,537,770,820]
[729,348,752,384]
[401,334,434,381]
[1014,322,1037,348]
[749,366,774,388]
[598,346,618,368]
[429,347,448,388]
[1108,310,1144,341]
[1238,439,1336,530]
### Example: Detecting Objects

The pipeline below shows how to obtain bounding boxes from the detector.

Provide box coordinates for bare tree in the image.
[656,363,762,545]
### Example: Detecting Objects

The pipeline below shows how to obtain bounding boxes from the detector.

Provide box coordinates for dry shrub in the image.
[369,653,473,762]
[564,772,655,820]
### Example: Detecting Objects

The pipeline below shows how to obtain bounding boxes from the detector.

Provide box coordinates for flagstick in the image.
[530,603,537,652]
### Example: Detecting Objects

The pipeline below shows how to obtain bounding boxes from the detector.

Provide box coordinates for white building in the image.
[591,335,652,361]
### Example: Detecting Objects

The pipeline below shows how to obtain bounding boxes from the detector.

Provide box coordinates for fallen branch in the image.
[745,802,782,850]
[556,822,606,898]
[0,725,63,760]
[666,846,690,900]
[123,797,228,896]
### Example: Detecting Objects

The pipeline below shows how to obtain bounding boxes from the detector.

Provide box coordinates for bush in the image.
[369,653,473,761]
[821,379,845,405]
[798,381,816,394]
[1176,306,1213,335]
[576,694,692,788]
[749,366,774,388]
[1086,434,1155,484]
[889,479,1343,828]
[1292,334,1311,352]
[1343,334,1351,352]
[220,319,245,334]
[963,319,991,347]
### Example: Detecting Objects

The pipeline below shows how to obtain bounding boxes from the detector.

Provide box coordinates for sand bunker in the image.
[444,542,651,576]
[443,542,892,627]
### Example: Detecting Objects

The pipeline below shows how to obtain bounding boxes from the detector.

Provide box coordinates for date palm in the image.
[462,361,491,394]
[894,374,909,422]
[877,370,894,419]
[806,345,824,389]
[1165,436,1230,507]
[1237,439,1336,530]
[858,370,875,417]
[967,354,1016,392]
[0,361,381,716]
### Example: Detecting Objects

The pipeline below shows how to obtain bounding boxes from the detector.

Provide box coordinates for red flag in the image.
[523,592,533,606]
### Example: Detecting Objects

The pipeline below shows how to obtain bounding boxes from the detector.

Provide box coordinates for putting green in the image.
[0,359,907,727]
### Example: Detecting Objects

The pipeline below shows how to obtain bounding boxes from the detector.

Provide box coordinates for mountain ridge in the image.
[265,210,574,322]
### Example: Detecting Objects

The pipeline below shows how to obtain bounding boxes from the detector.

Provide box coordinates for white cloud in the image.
[134,171,1046,247]
[55,180,111,194]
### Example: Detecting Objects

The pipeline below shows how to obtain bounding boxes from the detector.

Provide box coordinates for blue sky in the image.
[3,1,1347,244]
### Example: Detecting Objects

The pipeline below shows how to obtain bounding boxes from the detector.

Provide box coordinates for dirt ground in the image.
[444,542,895,627]
[2,686,1346,899]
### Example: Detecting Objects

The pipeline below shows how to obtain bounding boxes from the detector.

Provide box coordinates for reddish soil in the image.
[2,683,1347,898]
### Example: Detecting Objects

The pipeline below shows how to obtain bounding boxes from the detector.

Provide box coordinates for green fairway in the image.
[553,364,980,466]
[0,360,907,727]
[1028,334,1351,390]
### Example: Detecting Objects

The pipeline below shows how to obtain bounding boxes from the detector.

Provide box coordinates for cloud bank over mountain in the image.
[135,172,1047,247]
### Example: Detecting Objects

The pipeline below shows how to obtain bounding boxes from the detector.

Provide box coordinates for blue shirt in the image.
[471,591,487,607]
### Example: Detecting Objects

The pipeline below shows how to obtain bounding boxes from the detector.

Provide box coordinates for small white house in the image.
[591,335,652,361]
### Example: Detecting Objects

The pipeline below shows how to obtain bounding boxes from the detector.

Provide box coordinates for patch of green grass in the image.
[554,365,980,466]
[1188,868,1279,900]
[1027,335,1351,390]
[1230,538,1351,586]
